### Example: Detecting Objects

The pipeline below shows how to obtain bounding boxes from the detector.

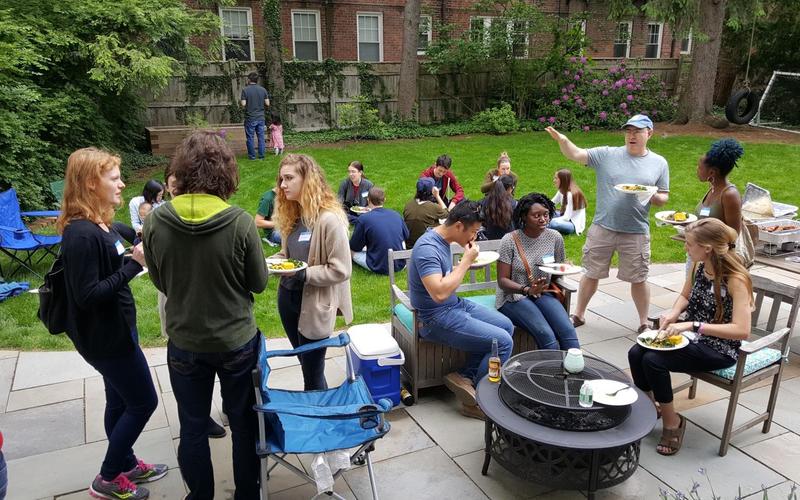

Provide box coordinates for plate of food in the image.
[265,258,308,275]
[586,379,639,406]
[636,330,689,351]
[350,205,371,214]
[655,210,698,225]
[538,263,583,275]
[468,251,500,268]
[614,184,657,194]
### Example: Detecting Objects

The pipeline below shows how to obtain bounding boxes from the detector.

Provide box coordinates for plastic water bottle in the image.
[579,381,594,408]
[488,338,501,382]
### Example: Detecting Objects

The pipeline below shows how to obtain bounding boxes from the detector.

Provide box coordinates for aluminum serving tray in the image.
[755,219,800,246]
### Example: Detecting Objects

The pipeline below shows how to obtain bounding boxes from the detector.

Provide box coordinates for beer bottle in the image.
[488,338,501,382]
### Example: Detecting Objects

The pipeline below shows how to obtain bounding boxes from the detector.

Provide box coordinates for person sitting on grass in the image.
[404,177,448,248]
[408,200,514,420]
[255,184,281,246]
[350,186,410,275]
[129,179,164,235]
[480,151,519,194]
[419,154,464,209]
[480,174,517,240]
[549,168,587,235]
[627,218,752,456]
[337,161,374,224]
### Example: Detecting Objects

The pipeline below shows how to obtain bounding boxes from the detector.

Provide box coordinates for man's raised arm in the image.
[545,126,589,165]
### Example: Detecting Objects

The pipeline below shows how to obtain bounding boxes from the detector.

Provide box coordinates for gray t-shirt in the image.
[280,221,310,290]
[587,146,669,234]
[240,84,270,122]
[496,229,565,309]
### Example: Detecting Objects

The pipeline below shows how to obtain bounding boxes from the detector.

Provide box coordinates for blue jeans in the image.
[420,299,514,384]
[244,120,266,159]
[499,294,579,351]
[86,337,159,481]
[168,334,261,500]
[0,450,7,500]
[277,285,328,390]
[548,218,575,235]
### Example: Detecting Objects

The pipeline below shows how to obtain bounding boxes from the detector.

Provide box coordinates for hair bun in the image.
[728,242,736,250]
[708,138,744,167]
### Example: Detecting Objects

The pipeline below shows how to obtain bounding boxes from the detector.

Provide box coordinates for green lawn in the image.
[2,130,799,350]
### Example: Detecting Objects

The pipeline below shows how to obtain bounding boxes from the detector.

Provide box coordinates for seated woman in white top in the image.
[129,179,165,235]
[549,169,587,235]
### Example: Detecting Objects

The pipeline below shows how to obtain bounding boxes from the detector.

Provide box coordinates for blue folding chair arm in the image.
[20,210,60,218]
[254,398,392,419]
[262,333,350,359]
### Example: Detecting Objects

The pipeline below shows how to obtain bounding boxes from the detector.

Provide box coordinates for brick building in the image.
[200,0,692,64]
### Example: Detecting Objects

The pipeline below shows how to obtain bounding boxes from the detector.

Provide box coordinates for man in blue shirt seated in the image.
[408,201,514,419]
[350,187,410,275]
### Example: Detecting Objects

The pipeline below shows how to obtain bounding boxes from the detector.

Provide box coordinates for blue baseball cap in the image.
[621,114,654,130]
[417,177,435,191]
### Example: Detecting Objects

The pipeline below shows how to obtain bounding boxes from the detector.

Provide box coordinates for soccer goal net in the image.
[751,71,800,133]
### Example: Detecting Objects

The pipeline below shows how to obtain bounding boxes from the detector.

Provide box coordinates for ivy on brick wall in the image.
[184,61,245,124]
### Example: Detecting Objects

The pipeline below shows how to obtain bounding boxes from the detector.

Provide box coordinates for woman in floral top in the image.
[628,218,753,456]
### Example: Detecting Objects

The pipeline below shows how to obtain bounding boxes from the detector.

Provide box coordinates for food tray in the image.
[742,183,798,220]
[755,219,800,246]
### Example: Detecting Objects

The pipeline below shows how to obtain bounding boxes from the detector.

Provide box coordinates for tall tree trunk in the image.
[263,0,286,122]
[673,0,728,127]
[397,0,421,120]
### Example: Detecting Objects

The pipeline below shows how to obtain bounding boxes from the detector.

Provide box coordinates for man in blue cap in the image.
[545,115,670,333]
[403,176,449,247]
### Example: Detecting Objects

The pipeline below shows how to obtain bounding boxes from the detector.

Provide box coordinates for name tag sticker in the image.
[114,240,125,256]
[699,207,711,217]
[299,231,312,242]
[542,254,555,264]
[361,191,368,198]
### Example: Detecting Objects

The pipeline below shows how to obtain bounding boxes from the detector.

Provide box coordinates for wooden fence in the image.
[144,58,680,131]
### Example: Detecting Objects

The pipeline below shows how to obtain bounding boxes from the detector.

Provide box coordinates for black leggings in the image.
[628,342,735,404]
[277,285,328,391]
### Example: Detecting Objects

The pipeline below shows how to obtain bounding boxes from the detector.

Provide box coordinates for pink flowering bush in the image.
[530,59,676,131]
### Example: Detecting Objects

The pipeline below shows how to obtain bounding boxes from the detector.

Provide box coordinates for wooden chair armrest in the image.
[391,284,413,311]
[553,276,577,293]
[739,327,791,354]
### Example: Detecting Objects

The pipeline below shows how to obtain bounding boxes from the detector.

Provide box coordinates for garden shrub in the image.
[529,58,676,131]
[337,96,388,139]
[472,103,520,134]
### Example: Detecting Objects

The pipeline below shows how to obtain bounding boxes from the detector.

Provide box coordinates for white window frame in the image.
[469,16,493,43]
[290,9,322,61]
[645,22,663,59]
[418,15,433,55]
[680,29,693,55]
[509,20,529,58]
[613,21,632,58]
[357,12,383,63]
[219,6,255,62]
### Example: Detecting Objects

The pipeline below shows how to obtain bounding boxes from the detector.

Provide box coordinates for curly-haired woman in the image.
[274,153,353,390]
[695,138,745,234]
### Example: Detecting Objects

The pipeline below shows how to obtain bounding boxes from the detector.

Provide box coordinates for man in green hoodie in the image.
[143,131,268,499]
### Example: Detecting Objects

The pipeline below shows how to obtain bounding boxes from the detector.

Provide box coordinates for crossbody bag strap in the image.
[511,231,534,285]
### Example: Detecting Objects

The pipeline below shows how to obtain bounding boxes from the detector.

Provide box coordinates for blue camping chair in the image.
[0,188,60,280]
[252,333,392,499]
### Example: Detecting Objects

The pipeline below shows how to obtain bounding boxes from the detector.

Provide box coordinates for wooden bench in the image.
[388,238,577,401]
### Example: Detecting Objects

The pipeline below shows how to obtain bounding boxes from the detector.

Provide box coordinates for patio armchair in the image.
[650,275,800,456]
[388,238,577,402]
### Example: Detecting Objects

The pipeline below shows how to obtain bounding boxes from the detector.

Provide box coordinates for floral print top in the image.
[685,263,739,360]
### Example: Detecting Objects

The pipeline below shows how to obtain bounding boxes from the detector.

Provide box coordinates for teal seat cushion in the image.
[710,344,782,380]
[392,295,497,333]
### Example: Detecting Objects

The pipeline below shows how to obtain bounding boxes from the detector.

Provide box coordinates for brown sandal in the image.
[657,414,686,456]
[570,315,585,328]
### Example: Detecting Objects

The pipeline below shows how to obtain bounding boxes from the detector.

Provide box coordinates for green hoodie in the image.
[143,194,268,352]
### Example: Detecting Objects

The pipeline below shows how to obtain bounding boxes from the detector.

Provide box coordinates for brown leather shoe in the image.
[461,403,486,420]
[443,372,477,406]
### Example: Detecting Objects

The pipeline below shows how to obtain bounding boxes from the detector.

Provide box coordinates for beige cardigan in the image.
[276,210,353,339]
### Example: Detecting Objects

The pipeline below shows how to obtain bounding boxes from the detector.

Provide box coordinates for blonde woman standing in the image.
[275,154,353,390]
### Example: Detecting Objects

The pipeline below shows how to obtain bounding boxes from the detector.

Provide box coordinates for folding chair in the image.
[252,333,392,499]
[0,188,61,280]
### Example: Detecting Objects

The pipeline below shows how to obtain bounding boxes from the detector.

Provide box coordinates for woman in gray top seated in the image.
[337,161,374,223]
[496,193,579,350]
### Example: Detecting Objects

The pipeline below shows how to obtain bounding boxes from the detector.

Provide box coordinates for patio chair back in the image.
[0,188,61,279]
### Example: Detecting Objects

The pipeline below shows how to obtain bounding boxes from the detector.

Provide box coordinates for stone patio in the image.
[2,263,800,499]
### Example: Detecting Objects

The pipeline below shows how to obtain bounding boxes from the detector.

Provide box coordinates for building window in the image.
[470,16,492,43]
[680,30,693,54]
[291,10,321,61]
[357,13,383,62]
[418,15,432,54]
[613,21,632,58]
[511,21,528,58]
[220,7,254,61]
[645,23,663,59]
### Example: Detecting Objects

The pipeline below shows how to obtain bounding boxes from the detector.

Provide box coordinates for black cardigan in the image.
[61,220,143,360]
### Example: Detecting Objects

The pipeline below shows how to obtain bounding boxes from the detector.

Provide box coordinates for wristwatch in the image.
[692,321,701,333]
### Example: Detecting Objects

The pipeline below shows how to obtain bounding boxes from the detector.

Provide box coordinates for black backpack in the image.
[37,255,67,335]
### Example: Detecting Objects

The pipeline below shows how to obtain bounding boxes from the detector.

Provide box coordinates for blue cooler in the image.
[347,324,404,407]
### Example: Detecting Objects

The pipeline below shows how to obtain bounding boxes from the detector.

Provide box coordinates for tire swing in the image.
[725,15,760,124]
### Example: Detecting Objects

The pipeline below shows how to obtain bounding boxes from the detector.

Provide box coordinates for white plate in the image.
[655,211,698,225]
[469,251,500,268]
[350,206,371,214]
[265,258,308,275]
[636,330,690,351]
[586,379,639,406]
[538,263,584,275]
[614,184,657,194]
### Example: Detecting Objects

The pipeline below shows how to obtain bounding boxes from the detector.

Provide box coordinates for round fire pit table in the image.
[476,367,656,499]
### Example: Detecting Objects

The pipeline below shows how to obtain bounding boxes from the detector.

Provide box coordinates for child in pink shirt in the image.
[269,116,284,155]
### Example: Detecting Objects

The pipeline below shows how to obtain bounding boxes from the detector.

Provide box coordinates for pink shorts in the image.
[581,224,650,283]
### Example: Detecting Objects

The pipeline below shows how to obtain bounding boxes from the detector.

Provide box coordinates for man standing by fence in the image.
[240,72,270,160]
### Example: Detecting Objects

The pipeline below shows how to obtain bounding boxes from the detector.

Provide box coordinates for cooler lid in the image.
[347,324,400,359]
